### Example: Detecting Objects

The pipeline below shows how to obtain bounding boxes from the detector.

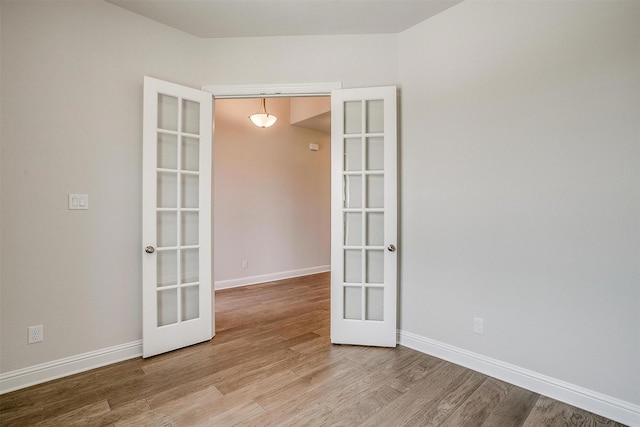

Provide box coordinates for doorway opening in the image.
[212,96,332,313]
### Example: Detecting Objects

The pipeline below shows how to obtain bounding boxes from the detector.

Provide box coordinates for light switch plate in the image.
[68,193,89,210]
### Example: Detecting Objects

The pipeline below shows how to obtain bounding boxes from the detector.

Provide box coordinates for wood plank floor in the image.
[0,272,626,426]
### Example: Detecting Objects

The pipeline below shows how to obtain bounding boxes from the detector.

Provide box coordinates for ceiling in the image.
[292,111,331,134]
[106,0,463,38]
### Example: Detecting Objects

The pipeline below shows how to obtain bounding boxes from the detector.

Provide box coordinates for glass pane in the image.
[157,212,177,248]
[344,287,362,320]
[181,174,199,208]
[366,175,384,208]
[366,212,384,246]
[157,172,177,208]
[366,250,384,284]
[157,288,177,327]
[344,101,362,134]
[366,137,384,171]
[366,287,384,321]
[344,175,362,209]
[181,211,199,246]
[158,133,177,170]
[182,99,200,135]
[344,212,362,246]
[366,100,384,133]
[182,286,199,321]
[181,248,199,284]
[182,137,199,172]
[344,138,362,171]
[344,249,362,283]
[158,94,178,131]
[157,250,177,287]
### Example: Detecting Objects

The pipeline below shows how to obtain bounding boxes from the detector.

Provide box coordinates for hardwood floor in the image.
[0,272,626,426]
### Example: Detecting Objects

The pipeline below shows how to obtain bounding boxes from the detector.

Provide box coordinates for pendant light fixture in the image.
[249,98,277,128]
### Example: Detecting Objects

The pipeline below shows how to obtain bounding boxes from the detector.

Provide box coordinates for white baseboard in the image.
[397,330,640,427]
[214,265,330,290]
[0,340,142,394]
[0,266,330,394]
[2,324,636,425]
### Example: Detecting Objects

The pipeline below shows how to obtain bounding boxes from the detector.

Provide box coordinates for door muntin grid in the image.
[341,99,385,322]
[156,93,201,327]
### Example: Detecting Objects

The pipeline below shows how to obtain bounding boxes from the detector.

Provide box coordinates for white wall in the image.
[399,0,640,407]
[213,98,330,286]
[0,0,397,376]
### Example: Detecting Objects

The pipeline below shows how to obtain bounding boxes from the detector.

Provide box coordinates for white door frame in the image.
[202,82,342,99]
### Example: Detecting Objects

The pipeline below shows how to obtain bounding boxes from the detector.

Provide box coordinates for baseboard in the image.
[397,330,639,426]
[214,265,330,290]
[0,340,142,394]
[0,266,330,394]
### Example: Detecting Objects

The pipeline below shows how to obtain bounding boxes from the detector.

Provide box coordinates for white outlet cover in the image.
[473,317,484,335]
[69,193,89,210]
[28,325,44,344]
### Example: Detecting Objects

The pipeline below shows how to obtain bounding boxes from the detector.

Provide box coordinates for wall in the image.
[399,0,640,409]
[0,0,205,375]
[199,34,398,89]
[213,98,330,287]
[0,2,3,348]
[0,0,398,379]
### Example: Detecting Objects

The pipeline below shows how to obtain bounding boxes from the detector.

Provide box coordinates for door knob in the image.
[387,244,396,252]
[145,246,155,254]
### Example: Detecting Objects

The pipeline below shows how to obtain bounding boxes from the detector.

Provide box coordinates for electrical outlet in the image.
[241,260,248,269]
[28,325,44,344]
[473,318,484,335]
[68,193,89,210]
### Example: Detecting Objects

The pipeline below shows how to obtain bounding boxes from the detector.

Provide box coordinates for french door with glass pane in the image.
[330,86,398,347]
[142,77,213,358]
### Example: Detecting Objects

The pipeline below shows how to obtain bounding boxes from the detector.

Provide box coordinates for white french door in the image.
[142,76,214,358]
[141,80,396,356]
[330,86,398,347]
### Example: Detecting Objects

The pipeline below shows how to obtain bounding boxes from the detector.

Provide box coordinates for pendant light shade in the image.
[249,98,277,128]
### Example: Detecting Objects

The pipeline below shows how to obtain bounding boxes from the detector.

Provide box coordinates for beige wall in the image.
[0,0,204,373]
[198,34,398,89]
[399,0,640,405]
[213,98,330,285]
[0,0,397,374]
[290,97,331,125]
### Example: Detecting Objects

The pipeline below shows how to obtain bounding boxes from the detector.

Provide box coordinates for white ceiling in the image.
[106,0,463,38]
